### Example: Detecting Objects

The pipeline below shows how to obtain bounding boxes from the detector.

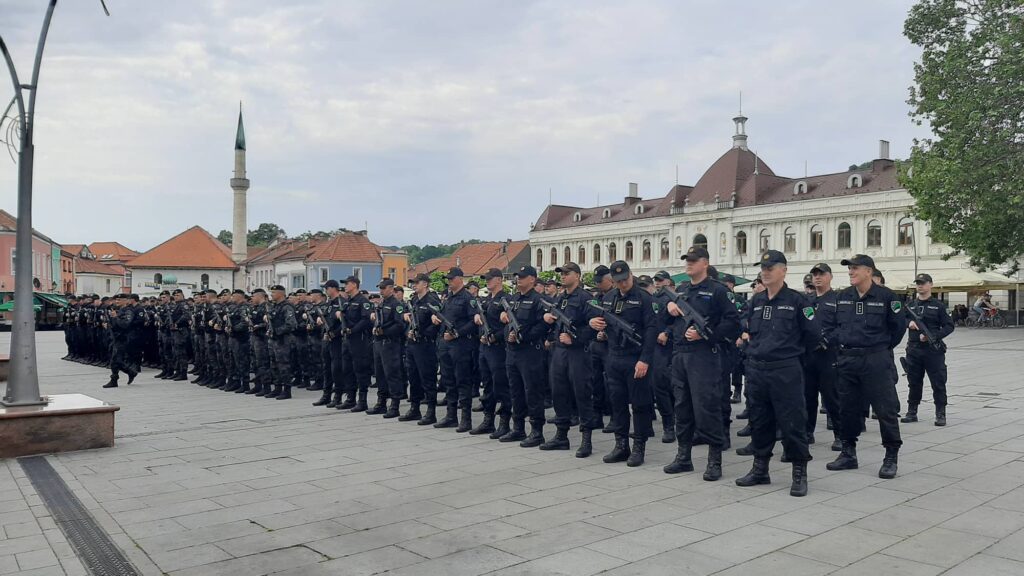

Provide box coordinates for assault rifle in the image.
[471,299,496,344]
[406,299,422,342]
[427,304,459,339]
[672,292,715,340]
[498,298,522,344]
[906,300,947,353]
[586,300,642,347]
[539,299,577,340]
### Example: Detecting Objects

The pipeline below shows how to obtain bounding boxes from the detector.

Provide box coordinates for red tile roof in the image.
[61,244,88,257]
[410,241,529,276]
[127,226,238,269]
[74,257,121,276]
[87,242,139,263]
[308,232,383,263]
[0,209,57,243]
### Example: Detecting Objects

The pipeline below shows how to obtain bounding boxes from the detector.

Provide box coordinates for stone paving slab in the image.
[1,328,1023,575]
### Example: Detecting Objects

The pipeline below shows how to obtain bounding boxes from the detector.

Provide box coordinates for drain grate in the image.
[20,456,140,576]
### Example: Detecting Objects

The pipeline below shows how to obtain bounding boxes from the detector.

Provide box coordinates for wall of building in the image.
[381,254,409,286]
[60,254,75,294]
[0,233,55,293]
[76,273,124,297]
[306,262,383,290]
[275,260,307,290]
[128,267,235,296]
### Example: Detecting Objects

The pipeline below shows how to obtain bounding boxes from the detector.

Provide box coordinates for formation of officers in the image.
[62,247,955,498]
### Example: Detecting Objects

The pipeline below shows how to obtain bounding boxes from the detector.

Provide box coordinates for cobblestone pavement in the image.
[2,329,1024,575]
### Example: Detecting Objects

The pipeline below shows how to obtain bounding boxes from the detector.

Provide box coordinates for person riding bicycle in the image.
[972,293,997,321]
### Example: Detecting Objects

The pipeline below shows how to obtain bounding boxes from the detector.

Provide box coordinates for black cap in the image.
[445,268,464,280]
[413,273,432,284]
[514,265,538,278]
[129,294,140,301]
[394,285,404,293]
[872,269,885,281]
[172,288,183,295]
[322,279,340,289]
[840,254,875,268]
[653,270,672,282]
[205,289,218,295]
[232,289,245,296]
[252,288,267,295]
[377,278,395,289]
[707,266,719,280]
[159,290,170,296]
[914,273,933,284]
[594,265,611,279]
[683,246,710,262]
[310,288,324,295]
[637,275,653,288]
[294,288,308,295]
[467,280,480,288]
[810,262,832,274]
[759,250,787,267]
[721,273,736,284]
[219,288,231,296]
[344,275,361,286]
[482,268,503,280]
[609,260,631,282]
[270,284,286,292]
[803,273,813,286]
[555,262,581,275]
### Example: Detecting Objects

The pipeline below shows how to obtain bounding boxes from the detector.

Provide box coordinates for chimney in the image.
[456,256,462,267]
[624,182,640,205]
[878,140,890,160]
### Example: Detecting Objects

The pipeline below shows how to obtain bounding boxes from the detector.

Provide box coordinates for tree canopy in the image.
[216,223,287,249]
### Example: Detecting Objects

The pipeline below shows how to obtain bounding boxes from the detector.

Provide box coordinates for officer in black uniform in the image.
[372,278,407,418]
[267,285,298,399]
[168,289,190,381]
[804,262,842,451]
[590,266,613,432]
[497,265,549,446]
[339,276,374,411]
[104,295,138,388]
[662,247,740,480]
[431,268,479,432]
[901,273,954,426]
[248,289,272,396]
[471,268,512,437]
[826,254,906,479]
[734,250,818,496]
[226,289,251,393]
[405,273,441,424]
[540,262,597,456]
[306,289,327,391]
[315,280,347,407]
[588,260,658,467]
[651,270,676,443]
[289,289,309,389]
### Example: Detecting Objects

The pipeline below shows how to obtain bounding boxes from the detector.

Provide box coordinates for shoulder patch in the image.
[803,306,815,320]
[396,305,404,314]
[726,292,736,302]
[363,303,371,310]
[652,302,660,313]
[890,301,902,313]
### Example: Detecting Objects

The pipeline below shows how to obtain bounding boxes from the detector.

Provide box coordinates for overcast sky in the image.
[0,0,928,252]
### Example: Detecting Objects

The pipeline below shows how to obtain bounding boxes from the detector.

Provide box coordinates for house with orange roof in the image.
[409,240,530,280]
[74,256,124,297]
[125,226,239,295]
[0,209,61,296]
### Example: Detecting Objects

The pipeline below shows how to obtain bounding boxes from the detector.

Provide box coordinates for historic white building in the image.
[529,115,1019,307]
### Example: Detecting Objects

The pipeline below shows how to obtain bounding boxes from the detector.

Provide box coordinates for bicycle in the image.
[966,308,1005,328]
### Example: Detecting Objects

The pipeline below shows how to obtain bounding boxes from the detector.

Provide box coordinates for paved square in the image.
[3,328,1024,575]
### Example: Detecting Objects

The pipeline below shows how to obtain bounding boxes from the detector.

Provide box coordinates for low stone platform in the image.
[0,393,118,458]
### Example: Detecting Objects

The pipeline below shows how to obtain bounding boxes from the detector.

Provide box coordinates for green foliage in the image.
[902,0,1024,271]
[216,229,232,246]
[248,223,287,247]
[428,271,448,294]
[401,240,487,265]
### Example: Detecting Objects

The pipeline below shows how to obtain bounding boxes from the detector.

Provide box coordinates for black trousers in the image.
[270,335,293,388]
[672,346,724,448]
[606,350,654,440]
[320,338,333,393]
[507,344,545,422]
[590,342,610,420]
[406,340,438,405]
[109,338,133,380]
[341,336,373,395]
[230,336,250,384]
[551,345,597,431]
[747,359,811,462]
[719,343,737,430]
[326,338,344,397]
[438,337,474,410]
[479,343,511,416]
[252,335,271,388]
[653,347,674,423]
[803,348,840,436]
[906,345,947,407]
[373,340,405,401]
[172,331,189,374]
[837,349,902,449]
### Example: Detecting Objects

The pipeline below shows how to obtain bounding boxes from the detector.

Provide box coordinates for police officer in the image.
[734,250,818,497]
[590,266,614,432]
[826,254,906,479]
[662,247,740,479]
[471,268,512,437]
[405,273,441,424]
[267,285,298,399]
[901,273,954,426]
[226,289,251,393]
[290,289,310,389]
[315,280,345,407]
[248,289,272,396]
[805,262,842,451]
[498,265,549,446]
[167,289,190,381]
[651,270,676,443]
[216,289,233,388]
[104,295,138,388]
[339,276,374,412]
[588,261,658,466]
[306,289,327,392]
[431,268,478,432]
[372,278,407,418]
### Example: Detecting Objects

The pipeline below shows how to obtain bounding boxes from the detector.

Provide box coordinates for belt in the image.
[747,357,801,370]
[838,345,887,356]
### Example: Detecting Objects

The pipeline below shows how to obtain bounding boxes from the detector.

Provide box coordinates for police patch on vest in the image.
[727,292,735,302]
[652,302,659,313]
[856,302,864,315]
[803,306,815,320]
[396,305,404,313]
[762,306,772,320]
[891,301,902,313]
[363,303,371,310]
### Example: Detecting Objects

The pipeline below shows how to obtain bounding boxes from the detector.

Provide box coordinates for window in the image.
[550,247,558,267]
[602,208,611,219]
[536,249,543,269]
[564,246,571,265]
[201,273,210,289]
[573,212,582,222]
[898,217,914,246]
[291,274,305,289]
[154,273,163,284]
[810,225,823,251]
[759,229,770,252]
[608,242,617,261]
[351,267,362,280]
[319,267,329,284]
[593,244,600,264]
[838,222,852,249]
[660,239,670,261]
[634,204,644,215]
[9,249,15,274]
[106,279,111,292]
[388,267,397,279]
[578,245,586,265]
[784,227,796,253]
[794,181,807,195]
[867,220,882,247]
[847,174,862,188]
[642,240,651,262]
[693,234,708,250]
[736,231,748,255]
[625,241,634,261]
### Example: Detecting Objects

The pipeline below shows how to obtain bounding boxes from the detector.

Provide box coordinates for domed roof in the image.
[685,147,774,207]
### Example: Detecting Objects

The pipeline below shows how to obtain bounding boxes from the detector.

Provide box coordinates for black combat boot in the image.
[338,392,357,410]
[661,420,675,444]
[127,370,137,385]
[191,373,203,384]
[350,391,368,412]
[831,433,842,452]
[103,376,118,388]
[235,379,250,393]
[245,379,260,395]
[736,407,749,420]
[499,418,526,442]
[434,406,459,429]
[223,378,240,392]
[737,424,752,437]
[309,380,323,392]
[730,387,742,404]
[878,446,898,479]
[736,456,771,487]
[399,402,422,422]
[254,382,270,397]
[663,444,694,474]
[576,429,593,458]
[154,368,168,379]
[826,414,834,431]
[383,398,401,419]
[265,384,281,399]
[603,435,631,463]
[539,428,570,451]
[418,403,437,426]
[470,413,495,435]
[324,391,339,407]
[826,441,859,471]
[366,397,387,415]
[901,404,919,423]
[172,371,187,381]
[456,407,473,433]
[703,447,723,481]
[935,405,946,427]
[275,385,292,400]
[735,442,754,456]
[626,439,646,467]
[791,461,808,497]
[312,391,332,406]
[490,415,510,439]
[520,419,545,448]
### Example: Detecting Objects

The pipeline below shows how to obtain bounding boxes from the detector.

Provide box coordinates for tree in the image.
[248,223,287,247]
[902,0,1024,270]
[216,230,232,245]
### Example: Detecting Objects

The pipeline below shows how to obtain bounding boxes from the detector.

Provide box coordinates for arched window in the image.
[693,234,708,250]
[660,238,670,261]
[867,220,882,247]
[564,246,571,265]
[608,242,617,261]
[736,231,748,255]
[536,249,543,269]
[602,208,611,219]
[642,240,652,262]
[794,181,807,195]
[154,273,163,284]
[625,241,634,261]
[200,273,210,290]
[593,243,601,263]
[784,227,796,253]
[809,225,823,251]
[719,232,727,257]
[675,236,682,253]
[898,217,914,246]
[759,229,770,252]
[634,204,644,215]
[837,222,852,249]
[578,245,586,265]
[573,212,582,222]
[847,174,863,188]
[550,247,558,267]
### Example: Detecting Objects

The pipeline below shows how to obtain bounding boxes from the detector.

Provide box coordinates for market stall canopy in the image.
[672,272,752,286]
[883,269,1022,292]
[0,298,43,312]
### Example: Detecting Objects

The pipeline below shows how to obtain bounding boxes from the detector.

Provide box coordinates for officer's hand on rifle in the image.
[685,326,701,341]
[500,311,510,324]
[474,314,483,326]
[443,331,456,342]
[543,313,556,325]
[558,333,573,346]
[506,330,517,344]
[634,361,649,379]
[908,320,919,331]
[667,301,682,317]
[657,332,668,345]
[589,317,606,331]
[431,315,442,326]
[403,312,412,323]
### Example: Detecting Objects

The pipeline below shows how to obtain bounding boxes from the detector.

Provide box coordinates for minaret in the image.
[230,103,249,264]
